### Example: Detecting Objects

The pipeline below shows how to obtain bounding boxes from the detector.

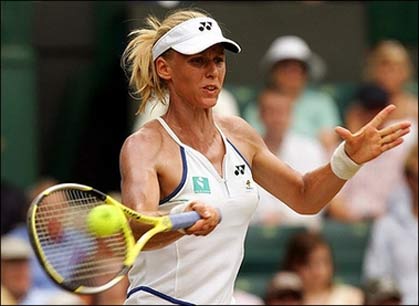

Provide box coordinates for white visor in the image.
[152,17,241,61]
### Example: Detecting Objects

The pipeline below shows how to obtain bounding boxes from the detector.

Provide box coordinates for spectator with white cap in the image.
[264,271,304,305]
[363,277,402,305]
[1,234,33,304]
[1,234,86,305]
[260,35,341,153]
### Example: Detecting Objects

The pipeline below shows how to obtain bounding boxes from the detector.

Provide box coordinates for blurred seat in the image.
[236,225,306,297]
[321,219,372,287]
[236,220,372,297]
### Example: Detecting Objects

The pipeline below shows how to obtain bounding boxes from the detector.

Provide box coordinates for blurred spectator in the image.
[282,231,364,305]
[264,271,304,305]
[260,35,341,152]
[27,176,59,203]
[1,234,86,305]
[1,284,16,305]
[1,135,29,236]
[7,176,92,305]
[251,88,326,229]
[233,288,264,305]
[1,235,32,304]
[327,84,417,222]
[8,176,63,291]
[132,87,240,131]
[344,83,391,132]
[1,181,28,236]
[363,277,402,305]
[362,143,418,305]
[365,40,418,122]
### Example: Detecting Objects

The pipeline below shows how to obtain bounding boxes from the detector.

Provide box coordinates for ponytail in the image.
[121,9,209,114]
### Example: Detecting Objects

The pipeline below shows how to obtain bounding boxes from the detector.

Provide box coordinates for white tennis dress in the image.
[124,117,259,305]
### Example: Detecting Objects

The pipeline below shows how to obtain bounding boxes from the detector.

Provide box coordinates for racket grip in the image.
[169,211,201,230]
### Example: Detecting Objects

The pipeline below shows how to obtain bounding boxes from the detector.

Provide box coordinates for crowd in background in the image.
[1,19,417,306]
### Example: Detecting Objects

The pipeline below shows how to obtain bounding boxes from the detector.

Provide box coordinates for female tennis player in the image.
[119,8,411,305]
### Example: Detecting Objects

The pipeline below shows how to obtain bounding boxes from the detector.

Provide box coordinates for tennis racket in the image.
[27,183,201,294]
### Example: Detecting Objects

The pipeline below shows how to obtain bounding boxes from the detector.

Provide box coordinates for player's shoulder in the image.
[215,114,256,134]
[121,119,165,156]
[215,114,265,153]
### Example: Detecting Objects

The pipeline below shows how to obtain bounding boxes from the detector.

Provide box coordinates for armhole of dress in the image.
[159,146,188,205]
[156,117,188,205]
[214,122,252,170]
[226,138,252,170]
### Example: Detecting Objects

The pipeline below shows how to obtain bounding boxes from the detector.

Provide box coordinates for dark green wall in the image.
[1,1,38,189]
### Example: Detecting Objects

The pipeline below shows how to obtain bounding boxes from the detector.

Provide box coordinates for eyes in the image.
[188,56,225,67]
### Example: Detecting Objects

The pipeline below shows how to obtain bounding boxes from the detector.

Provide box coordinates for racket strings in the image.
[34,188,128,288]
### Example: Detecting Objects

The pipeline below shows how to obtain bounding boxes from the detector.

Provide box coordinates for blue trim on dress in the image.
[126,286,195,305]
[159,146,188,205]
[226,138,251,169]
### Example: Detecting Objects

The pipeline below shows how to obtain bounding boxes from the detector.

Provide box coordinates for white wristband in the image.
[330,141,362,180]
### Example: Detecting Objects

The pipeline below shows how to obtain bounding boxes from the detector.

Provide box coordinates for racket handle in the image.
[169,211,201,230]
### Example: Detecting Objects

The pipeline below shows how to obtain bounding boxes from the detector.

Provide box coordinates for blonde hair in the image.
[121,9,209,114]
[365,40,413,81]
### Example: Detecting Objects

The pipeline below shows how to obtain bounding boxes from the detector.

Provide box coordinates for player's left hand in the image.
[334,104,411,164]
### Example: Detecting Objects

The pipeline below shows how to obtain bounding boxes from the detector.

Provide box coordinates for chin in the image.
[201,98,218,109]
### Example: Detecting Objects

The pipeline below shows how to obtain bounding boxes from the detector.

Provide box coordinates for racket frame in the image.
[27,183,198,294]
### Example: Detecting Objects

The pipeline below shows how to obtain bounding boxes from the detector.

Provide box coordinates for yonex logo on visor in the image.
[152,17,241,61]
[199,21,212,31]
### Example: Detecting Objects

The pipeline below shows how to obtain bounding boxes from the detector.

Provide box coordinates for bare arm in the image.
[233,105,411,214]
[252,136,345,214]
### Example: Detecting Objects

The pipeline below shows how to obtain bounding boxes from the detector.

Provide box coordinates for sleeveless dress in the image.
[124,117,259,305]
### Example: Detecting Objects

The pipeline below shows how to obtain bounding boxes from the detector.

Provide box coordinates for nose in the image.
[205,61,219,79]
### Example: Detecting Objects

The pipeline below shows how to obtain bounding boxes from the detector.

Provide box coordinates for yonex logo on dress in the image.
[234,165,245,176]
[199,21,212,31]
[192,176,211,194]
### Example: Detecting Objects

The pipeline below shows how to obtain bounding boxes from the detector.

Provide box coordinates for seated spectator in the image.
[7,176,93,305]
[257,35,341,152]
[233,288,264,305]
[364,40,418,122]
[8,177,64,291]
[362,143,418,305]
[1,284,16,305]
[1,180,28,236]
[363,277,402,305]
[328,84,417,222]
[251,88,326,229]
[264,271,304,305]
[1,234,33,304]
[282,231,364,305]
[1,234,86,305]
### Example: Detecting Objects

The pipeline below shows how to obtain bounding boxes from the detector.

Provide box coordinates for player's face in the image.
[164,44,226,109]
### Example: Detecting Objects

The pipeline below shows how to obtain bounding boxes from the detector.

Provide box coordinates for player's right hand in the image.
[183,201,221,236]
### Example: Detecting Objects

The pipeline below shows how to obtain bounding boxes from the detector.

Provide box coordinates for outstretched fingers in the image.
[381,137,404,152]
[380,126,411,145]
[379,121,411,137]
[369,104,396,128]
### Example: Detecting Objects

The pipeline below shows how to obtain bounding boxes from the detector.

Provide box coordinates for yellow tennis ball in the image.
[86,205,125,237]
